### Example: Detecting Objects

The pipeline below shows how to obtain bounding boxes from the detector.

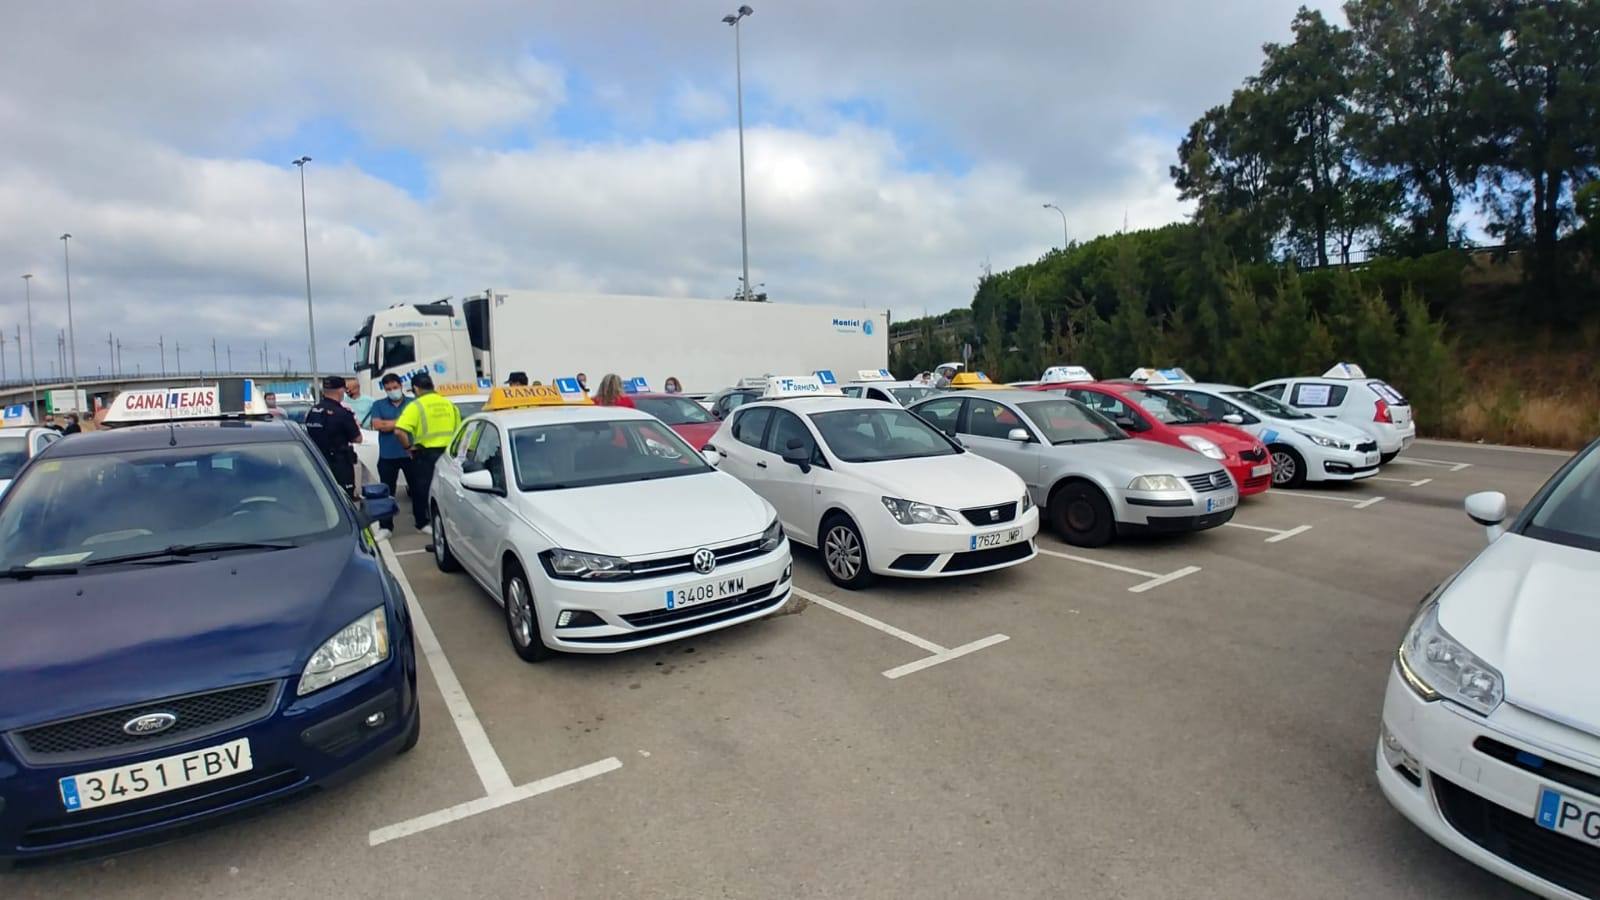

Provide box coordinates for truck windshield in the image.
[633,396,714,425]
[510,420,711,491]
[809,408,959,463]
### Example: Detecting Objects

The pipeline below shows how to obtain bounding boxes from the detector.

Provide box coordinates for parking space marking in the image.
[1369,475,1433,488]
[1270,491,1386,509]
[1034,548,1202,593]
[393,548,428,557]
[1224,522,1312,543]
[1391,456,1471,472]
[791,587,1008,679]
[1415,437,1571,457]
[368,757,623,846]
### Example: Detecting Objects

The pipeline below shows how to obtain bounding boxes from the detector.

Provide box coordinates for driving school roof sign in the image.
[484,385,594,411]
[106,386,221,423]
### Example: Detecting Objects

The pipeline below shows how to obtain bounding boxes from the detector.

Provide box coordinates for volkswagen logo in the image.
[1212,472,1230,489]
[123,712,177,736]
[692,548,717,575]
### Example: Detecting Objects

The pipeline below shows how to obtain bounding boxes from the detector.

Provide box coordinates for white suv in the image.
[1253,364,1416,463]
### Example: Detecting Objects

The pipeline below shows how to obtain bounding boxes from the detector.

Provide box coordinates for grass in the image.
[1434,336,1600,450]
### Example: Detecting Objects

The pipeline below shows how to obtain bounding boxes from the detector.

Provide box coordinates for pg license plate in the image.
[1537,788,1600,848]
[666,576,745,610]
[1251,464,1272,478]
[970,528,1022,550]
[1206,493,1236,513]
[60,738,253,812]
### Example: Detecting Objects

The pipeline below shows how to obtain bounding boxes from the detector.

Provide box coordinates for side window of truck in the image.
[381,335,416,370]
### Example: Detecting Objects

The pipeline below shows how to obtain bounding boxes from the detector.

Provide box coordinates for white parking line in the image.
[369,757,622,846]
[1035,548,1202,592]
[792,587,1008,679]
[393,548,428,557]
[1369,475,1433,488]
[1270,491,1386,509]
[1391,457,1471,472]
[1224,522,1312,543]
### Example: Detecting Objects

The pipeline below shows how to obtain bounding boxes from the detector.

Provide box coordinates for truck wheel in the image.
[1049,481,1116,547]
[1270,446,1307,488]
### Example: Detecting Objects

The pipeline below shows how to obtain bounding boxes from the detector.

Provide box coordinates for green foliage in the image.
[1390,290,1463,432]
[1012,293,1044,381]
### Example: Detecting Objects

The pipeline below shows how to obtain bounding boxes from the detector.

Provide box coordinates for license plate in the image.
[1536,788,1600,848]
[1206,493,1236,513]
[59,738,252,812]
[1364,453,1380,466]
[1251,464,1272,478]
[665,576,745,610]
[970,528,1022,550]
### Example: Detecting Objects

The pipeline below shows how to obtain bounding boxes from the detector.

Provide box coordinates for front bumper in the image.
[1304,445,1380,482]
[872,506,1041,578]
[1224,460,1273,496]
[1376,666,1600,899]
[0,648,417,863]
[1112,485,1240,529]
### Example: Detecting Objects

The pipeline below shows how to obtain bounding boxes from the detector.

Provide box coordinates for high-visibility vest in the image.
[397,392,461,449]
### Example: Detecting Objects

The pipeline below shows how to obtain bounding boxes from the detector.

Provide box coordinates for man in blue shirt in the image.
[366,373,413,537]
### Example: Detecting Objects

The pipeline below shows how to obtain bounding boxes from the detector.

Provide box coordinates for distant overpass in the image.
[0,372,319,415]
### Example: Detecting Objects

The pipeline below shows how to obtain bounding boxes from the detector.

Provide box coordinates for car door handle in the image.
[755,460,768,469]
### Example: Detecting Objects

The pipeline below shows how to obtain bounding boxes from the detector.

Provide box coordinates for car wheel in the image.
[1380,451,1399,465]
[397,703,421,754]
[432,506,461,573]
[1270,445,1307,488]
[1049,481,1115,547]
[503,563,552,663]
[820,515,874,589]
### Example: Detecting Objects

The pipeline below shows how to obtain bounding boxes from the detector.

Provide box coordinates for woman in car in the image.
[593,373,636,408]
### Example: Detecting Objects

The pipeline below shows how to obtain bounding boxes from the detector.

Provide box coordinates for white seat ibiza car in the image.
[707,377,1039,588]
[429,387,791,661]
[1377,437,1600,899]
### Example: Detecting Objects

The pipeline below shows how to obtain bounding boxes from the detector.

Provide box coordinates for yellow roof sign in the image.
[947,371,996,389]
[434,381,486,397]
[484,385,593,411]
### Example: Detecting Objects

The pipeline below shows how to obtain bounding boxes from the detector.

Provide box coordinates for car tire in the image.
[820,514,874,590]
[397,703,421,754]
[503,562,553,663]
[1049,480,1116,547]
[1380,451,1399,465]
[432,506,461,573]
[1269,445,1307,488]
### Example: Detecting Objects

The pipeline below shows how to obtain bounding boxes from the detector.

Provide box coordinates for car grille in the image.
[960,502,1017,526]
[618,538,768,580]
[10,682,280,766]
[1183,470,1233,493]
[1355,440,1379,453]
[942,541,1033,572]
[1243,475,1271,490]
[1474,737,1600,800]
[1432,774,1600,898]
[1240,447,1267,462]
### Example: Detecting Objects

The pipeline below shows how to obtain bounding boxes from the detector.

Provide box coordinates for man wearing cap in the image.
[506,371,529,386]
[304,375,362,497]
[392,372,461,536]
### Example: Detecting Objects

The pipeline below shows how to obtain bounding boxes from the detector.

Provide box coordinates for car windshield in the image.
[1017,400,1128,444]
[453,399,487,418]
[510,419,711,491]
[1224,389,1315,420]
[809,408,959,463]
[889,386,939,406]
[0,435,26,480]
[1126,389,1208,425]
[0,440,343,572]
[634,396,714,425]
[1520,442,1600,552]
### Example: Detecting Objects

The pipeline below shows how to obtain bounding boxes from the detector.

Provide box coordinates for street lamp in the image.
[722,5,754,300]
[21,274,38,413]
[59,234,80,413]
[293,156,319,377]
[1042,203,1068,250]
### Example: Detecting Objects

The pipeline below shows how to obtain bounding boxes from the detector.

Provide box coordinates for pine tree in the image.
[1393,289,1460,433]
[1221,266,1265,384]
[1014,293,1044,381]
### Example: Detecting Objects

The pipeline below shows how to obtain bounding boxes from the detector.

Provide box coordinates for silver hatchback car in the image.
[911,390,1239,546]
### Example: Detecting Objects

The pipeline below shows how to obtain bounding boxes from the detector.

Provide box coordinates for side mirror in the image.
[701,447,721,467]
[461,468,501,495]
[362,495,398,526]
[1007,427,1031,443]
[782,438,812,473]
[360,483,392,501]
[1464,491,1508,542]
[1222,413,1244,425]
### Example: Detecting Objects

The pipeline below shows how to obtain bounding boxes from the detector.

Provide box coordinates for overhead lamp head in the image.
[738,5,753,14]
[722,14,737,23]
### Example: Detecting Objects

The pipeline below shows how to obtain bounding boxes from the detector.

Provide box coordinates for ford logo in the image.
[692,548,717,575]
[123,712,177,736]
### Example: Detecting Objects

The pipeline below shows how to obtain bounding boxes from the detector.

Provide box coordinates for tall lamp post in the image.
[722,5,754,300]
[21,274,38,413]
[293,156,319,376]
[59,234,80,413]
[1042,203,1068,250]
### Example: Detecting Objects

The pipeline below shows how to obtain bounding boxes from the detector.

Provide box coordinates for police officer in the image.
[393,372,461,536]
[304,375,362,497]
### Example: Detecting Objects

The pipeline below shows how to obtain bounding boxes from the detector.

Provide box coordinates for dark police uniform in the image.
[304,379,361,497]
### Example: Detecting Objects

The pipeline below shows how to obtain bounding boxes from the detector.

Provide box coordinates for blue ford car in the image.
[0,417,418,863]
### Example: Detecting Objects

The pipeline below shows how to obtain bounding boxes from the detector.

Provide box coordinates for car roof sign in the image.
[485,385,594,411]
[813,370,838,384]
[2,404,36,427]
[854,369,894,382]
[1323,362,1368,379]
[434,381,483,397]
[624,377,650,394]
[104,385,225,425]
[947,371,995,389]
[1040,365,1094,385]
[736,375,772,389]
[1130,367,1195,385]
[762,375,844,398]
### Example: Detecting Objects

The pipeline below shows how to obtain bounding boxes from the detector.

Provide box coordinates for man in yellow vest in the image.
[393,372,462,536]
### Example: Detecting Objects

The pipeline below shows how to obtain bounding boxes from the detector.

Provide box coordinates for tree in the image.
[1263,267,1336,375]
[1220,266,1266,384]
[979,306,1005,378]
[1392,289,1462,431]
[1014,292,1044,381]
[1171,98,1280,262]
[1102,241,1162,373]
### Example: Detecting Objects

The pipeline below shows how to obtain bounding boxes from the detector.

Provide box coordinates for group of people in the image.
[502,370,687,398]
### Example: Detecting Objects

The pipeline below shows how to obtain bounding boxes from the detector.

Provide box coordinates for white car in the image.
[1377,437,1600,899]
[0,425,62,498]
[706,378,1040,588]
[1147,382,1381,488]
[1253,363,1416,462]
[429,389,792,660]
[839,381,940,407]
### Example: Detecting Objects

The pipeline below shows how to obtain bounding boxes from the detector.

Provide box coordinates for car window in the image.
[381,334,415,370]
[1255,382,1287,400]
[453,399,487,419]
[36,432,59,454]
[765,410,816,458]
[1168,389,1255,425]
[1520,442,1600,551]
[1368,381,1408,405]
[809,408,959,463]
[509,420,709,491]
[914,397,963,433]
[1016,399,1128,444]
[1224,390,1315,420]
[840,386,865,398]
[1291,382,1348,408]
[469,423,505,490]
[0,435,27,480]
[634,396,714,425]
[1068,389,1142,425]
[1126,389,1208,425]
[966,398,1028,439]
[889,387,937,406]
[732,406,773,448]
[867,388,892,403]
[450,421,480,459]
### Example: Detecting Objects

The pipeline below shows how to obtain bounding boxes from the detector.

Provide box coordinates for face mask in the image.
[386,389,404,401]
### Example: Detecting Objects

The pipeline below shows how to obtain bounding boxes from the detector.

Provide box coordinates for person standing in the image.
[366,373,413,538]
[344,377,375,424]
[576,372,589,394]
[392,372,461,536]
[264,392,288,417]
[664,376,683,394]
[61,414,82,435]
[593,373,636,408]
[304,375,362,498]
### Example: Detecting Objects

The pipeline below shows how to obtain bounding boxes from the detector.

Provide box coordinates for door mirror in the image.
[1464,491,1508,542]
[1007,427,1031,443]
[782,438,812,473]
[1222,413,1244,425]
[360,496,398,527]
[461,468,500,494]
[701,447,721,467]
[1112,414,1140,431]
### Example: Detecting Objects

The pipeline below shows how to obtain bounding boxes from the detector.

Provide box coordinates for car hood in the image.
[0,537,388,731]
[1169,423,1261,455]
[1439,533,1600,736]
[1051,439,1229,477]
[845,453,1025,509]
[1260,417,1370,444]
[670,422,720,450]
[527,471,773,557]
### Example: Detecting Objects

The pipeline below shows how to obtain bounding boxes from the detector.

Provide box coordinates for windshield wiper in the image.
[1,564,82,580]
[85,541,296,566]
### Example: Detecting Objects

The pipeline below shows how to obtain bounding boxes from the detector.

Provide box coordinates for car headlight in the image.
[1021,492,1034,513]
[541,548,632,580]
[1128,474,1185,492]
[298,606,390,697]
[1179,435,1226,460]
[1397,601,1504,716]
[1296,430,1351,451]
[758,518,784,552]
[881,496,959,526]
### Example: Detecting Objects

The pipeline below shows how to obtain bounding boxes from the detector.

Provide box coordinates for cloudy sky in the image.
[0,0,1334,380]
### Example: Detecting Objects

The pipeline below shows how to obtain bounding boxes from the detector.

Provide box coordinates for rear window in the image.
[1368,382,1407,405]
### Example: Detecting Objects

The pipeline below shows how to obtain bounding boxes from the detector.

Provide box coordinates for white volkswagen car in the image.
[1253,363,1416,462]
[838,369,940,408]
[1377,437,1600,899]
[706,377,1039,588]
[429,387,791,661]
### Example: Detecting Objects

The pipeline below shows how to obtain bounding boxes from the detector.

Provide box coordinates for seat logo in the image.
[989,509,1000,521]
[123,712,177,736]
[693,548,717,575]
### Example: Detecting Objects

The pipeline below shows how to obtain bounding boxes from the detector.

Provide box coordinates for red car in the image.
[1026,381,1273,495]
[630,393,720,449]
